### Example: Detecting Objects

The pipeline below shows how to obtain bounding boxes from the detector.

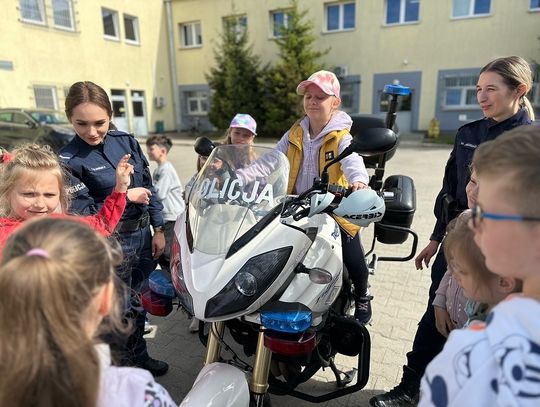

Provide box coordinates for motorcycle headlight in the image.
[205,247,292,318]
[170,233,193,314]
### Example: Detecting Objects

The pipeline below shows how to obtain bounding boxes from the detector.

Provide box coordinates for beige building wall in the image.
[171,0,539,132]
[0,0,175,134]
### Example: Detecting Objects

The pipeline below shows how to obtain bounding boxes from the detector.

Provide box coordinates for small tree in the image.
[206,16,265,132]
[261,0,327,137]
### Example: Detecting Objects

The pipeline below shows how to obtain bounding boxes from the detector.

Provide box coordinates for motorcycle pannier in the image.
[375,175,416,244]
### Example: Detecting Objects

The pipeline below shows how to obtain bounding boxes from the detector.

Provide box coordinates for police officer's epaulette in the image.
[107,130,136,139]
[456,116,487,132]
[58,143,79,163]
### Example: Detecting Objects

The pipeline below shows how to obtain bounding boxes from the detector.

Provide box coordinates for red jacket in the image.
[0,191,126,254]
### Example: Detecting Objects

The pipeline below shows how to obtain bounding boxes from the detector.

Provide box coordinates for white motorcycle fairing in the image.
[172,145,345,325]
[180,363,249,407]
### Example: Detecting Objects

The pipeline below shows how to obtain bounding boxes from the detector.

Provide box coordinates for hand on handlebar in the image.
[415,240,440,270]
[350,181,368,191]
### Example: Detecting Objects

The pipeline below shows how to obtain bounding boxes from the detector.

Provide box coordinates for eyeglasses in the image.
[471,204,540,228]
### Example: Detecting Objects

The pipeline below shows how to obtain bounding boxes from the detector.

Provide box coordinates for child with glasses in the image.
[420,125,540,406]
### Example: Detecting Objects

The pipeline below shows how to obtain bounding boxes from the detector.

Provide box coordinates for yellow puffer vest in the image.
[286,121,360,237]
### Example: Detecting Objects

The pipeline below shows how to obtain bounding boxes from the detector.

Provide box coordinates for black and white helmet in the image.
[333,188,385,227]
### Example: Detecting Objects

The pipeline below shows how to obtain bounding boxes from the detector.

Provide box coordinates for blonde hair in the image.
[0,218,126,407]
[444,211,494,287]
[0,144,70,217]
[480,56,535,121]
[473,125,540,217]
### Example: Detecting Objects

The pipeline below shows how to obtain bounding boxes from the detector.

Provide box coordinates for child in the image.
[0,143,131,251]
[420,125,540,406]
[275,70,371,323]
[0,218,176,406]
[445,211,520,327]
[146,135,185,273]
[223,113,257,146]
[433,169,480,336]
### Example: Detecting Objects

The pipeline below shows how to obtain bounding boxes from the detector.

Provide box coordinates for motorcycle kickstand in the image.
[329,357,357,388]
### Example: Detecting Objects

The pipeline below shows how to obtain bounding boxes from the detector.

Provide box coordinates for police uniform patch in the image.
[325,151,334,161]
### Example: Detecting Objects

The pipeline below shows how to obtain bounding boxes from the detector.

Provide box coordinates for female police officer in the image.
[60,81,168,376]
[371,56,534,406]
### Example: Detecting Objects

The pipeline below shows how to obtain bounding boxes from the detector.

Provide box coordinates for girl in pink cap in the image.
[224,113,257,145]
[275,70,373,324]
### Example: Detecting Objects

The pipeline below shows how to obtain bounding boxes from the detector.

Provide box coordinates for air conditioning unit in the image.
[333,65,349,78]
[154,96,165,109]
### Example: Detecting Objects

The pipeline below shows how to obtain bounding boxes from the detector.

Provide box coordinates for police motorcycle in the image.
[172,85,417,406]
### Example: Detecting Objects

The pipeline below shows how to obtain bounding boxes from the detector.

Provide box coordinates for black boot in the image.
[369,366,420,406]
[135,356,169,377]
[354,292,373,325]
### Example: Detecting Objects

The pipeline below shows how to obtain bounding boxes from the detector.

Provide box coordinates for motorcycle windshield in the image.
[187,145,290,256]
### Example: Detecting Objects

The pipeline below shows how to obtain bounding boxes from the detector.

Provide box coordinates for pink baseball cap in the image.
[229,113,257,136]
[296,70,341,98]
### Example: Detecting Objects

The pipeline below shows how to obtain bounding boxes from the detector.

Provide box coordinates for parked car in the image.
[0,108,75,152]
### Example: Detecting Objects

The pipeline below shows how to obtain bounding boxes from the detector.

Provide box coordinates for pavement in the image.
[141,133,453,406]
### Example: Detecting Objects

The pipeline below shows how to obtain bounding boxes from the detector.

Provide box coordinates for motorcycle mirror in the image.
[194,136,215,157]
[308,268,333,285]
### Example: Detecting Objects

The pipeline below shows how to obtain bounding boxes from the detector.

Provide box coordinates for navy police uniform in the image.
[59,130,164,365]
[403,108,532,382]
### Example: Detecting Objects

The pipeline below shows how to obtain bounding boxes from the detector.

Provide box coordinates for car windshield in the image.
[29,111,69,125]
[187,144,290,256]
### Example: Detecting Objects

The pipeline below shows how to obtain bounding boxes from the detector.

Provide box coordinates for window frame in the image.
[33,85,58,110]
[442,75,478,110]
[102,7,120,41]
[223,14,247,41]
[185,91,208,115]
[123,14,140,44]
[451,0,491,19]
[19,0,46,26]
[384,0,420,26]
[52,0,75,31]
[270,9,292,38]
[179,21,203,49]
[530,0,540,11]
[324,1,356,33]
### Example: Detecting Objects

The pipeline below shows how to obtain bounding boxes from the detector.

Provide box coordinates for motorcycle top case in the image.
[376,174,416,244]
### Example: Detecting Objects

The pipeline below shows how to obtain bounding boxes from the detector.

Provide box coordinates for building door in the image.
[111,90,129,133]
[131,91,148,136]
[378,89,413,133]
[372,72,421,133]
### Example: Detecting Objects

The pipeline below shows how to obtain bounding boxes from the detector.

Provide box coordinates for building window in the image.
[531,0,540,10]
[185,91,208,115]
[52,0,74,30]
[124,14,140,44]
[223,15,247,41]
[325,2,356,32]
[270,10,292,37]
[452,0,490,18]
[102,8,119,39]
[20,0,46,24]
[443,75,477,108]
[386,0,419,24]
[33,86,57,110]
[180,21,202,48]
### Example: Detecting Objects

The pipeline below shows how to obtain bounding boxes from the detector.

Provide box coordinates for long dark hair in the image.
[65,81,117,130]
